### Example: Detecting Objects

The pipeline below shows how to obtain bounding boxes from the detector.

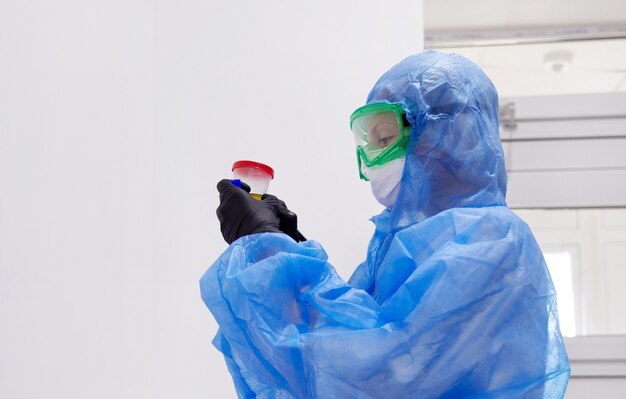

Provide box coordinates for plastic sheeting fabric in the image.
[201,51,570,398]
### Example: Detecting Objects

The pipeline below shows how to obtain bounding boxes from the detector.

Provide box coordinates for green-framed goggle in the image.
[349,102,411,180]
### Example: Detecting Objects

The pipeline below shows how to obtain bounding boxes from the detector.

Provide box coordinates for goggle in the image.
[350,103,410,180]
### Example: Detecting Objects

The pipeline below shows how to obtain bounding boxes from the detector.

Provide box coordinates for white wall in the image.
[500,93,626,209]
[564,336,626,399]
[0,1,423,398]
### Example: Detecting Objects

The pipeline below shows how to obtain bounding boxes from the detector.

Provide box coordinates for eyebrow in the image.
[370,121,399,136]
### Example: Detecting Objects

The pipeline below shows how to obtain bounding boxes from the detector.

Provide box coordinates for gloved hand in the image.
[262,194,306,242]
[216,179,282,244]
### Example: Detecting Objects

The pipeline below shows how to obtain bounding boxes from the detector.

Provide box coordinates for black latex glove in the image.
[216,179,282,244]
[262,194,306,242]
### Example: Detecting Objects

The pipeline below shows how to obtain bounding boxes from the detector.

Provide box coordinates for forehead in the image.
[365,112,398,130]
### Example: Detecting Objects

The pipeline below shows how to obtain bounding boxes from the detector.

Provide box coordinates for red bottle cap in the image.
[232,160,274,179]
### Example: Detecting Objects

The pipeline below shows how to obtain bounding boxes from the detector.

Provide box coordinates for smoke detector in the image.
[543,49,573,73]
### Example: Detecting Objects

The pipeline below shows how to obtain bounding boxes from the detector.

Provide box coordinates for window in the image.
[544,251,577,337]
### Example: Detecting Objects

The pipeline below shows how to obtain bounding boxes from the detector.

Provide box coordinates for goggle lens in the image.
[350,104,410,174]
[352,111,402,151]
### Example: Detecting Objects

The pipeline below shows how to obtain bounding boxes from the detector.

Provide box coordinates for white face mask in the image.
[361,157,405,208]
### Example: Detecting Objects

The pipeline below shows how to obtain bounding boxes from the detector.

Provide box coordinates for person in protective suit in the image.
[201,50,570,398]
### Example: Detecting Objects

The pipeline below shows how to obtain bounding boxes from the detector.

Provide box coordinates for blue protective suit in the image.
[201,51,570,398]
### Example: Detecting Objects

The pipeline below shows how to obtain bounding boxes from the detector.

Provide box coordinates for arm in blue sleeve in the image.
[200,232,380,398]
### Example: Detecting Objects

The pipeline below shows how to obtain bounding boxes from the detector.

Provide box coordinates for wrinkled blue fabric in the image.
[201,50,570,398]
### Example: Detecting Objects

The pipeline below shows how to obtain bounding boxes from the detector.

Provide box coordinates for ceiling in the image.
[423,0,626,97]
[424,0,626,31]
